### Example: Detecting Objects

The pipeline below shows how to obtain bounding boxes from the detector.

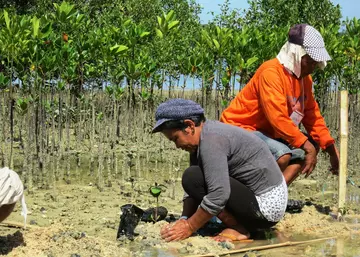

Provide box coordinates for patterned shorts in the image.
[255,177,288,222]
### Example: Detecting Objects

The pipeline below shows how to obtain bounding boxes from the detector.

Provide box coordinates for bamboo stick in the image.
[185,236,337,257]
[338,90,348,219]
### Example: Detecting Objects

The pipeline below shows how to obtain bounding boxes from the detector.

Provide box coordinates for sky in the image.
[196,0,360,24]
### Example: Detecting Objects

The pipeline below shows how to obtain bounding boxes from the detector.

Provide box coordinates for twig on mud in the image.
[185,236,337,257]
[0,221,39,230]
[0,222,124,245]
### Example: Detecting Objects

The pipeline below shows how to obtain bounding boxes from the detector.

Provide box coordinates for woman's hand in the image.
[160,219,193,242]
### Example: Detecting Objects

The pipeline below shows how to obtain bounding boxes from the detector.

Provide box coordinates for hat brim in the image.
[152,118,172,133]
[304,46,331,62]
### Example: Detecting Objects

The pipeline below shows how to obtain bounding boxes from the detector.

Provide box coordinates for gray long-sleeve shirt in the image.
[188,120,283,216]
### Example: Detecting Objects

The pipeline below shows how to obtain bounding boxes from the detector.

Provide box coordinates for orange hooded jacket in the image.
[220,58,335,149]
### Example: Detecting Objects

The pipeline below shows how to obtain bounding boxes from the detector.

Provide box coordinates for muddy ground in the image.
[1,169,360,257]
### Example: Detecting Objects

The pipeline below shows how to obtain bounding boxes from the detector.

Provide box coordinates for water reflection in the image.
[226,235,360,257]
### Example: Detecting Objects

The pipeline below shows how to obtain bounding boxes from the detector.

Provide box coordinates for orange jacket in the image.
[220,58,335,149]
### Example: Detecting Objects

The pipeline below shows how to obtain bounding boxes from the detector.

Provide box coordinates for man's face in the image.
[300,54,319,77]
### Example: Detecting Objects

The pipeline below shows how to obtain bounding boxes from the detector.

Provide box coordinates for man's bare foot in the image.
[213,228,251,242]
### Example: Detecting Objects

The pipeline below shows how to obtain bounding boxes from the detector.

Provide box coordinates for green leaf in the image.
[155,28,163,38]
[0,73,9,89]
[4,10,10,31]
[165,10,175,22]
[168,21,180,30]
[97,112,104,121]
[149,186,162,197]
[212,39,220,50]
[216,26,221,37]
[245,56,259,68]
[110,44,128,54]
[20,16,29,28]
[41,22,53,39]
[157,16,163,27]
[16,98,28,111]
[124,19,132,26]
[221,99,229,108]
[57,81,65,91]
[32,17,40,38]
[140,32,150,38]
[105,86,114,96]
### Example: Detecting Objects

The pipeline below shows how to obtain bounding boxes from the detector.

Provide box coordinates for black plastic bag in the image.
[116,204,169,240]
[116,204,144,240]
[141,206,168,222]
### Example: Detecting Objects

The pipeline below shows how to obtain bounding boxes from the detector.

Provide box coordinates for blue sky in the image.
[197,0,360,23]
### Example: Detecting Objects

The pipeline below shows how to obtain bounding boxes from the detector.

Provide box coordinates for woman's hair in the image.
[157,114,206,132]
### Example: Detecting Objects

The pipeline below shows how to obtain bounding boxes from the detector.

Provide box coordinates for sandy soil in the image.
[1,175,359,257]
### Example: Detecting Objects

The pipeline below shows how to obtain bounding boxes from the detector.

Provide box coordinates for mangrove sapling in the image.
[148,182,167,222]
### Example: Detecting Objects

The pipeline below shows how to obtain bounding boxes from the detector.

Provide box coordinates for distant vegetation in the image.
[0,0,359,190]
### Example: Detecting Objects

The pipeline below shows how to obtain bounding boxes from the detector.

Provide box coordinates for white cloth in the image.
[255,176,288,222]
[277,41,327,78]
[277,42,307,78]
[0,167,28,227]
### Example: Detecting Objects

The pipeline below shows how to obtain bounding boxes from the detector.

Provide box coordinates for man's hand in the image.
[160,219,193,242]
[325,144,340,175]
[300,140,317,177]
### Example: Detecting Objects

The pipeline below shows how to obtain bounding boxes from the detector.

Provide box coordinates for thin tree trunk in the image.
[0,92,5,167]
[201,72,205,107]
[65,89,71,184]
[9,97,14,169]
[90,88,96,176]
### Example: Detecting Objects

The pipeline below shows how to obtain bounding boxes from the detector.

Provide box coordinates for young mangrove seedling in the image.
[148,182,167,222]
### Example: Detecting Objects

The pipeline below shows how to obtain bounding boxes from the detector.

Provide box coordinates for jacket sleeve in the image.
[258,68,308,148]
[301,78,335,149]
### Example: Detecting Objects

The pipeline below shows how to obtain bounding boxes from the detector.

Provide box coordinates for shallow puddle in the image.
[115,221,360,257]
[144,218,360,257]
[250,236,360,257]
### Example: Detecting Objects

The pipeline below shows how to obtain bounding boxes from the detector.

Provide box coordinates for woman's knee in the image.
[182,166,206,200]
[182,166,202,190]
